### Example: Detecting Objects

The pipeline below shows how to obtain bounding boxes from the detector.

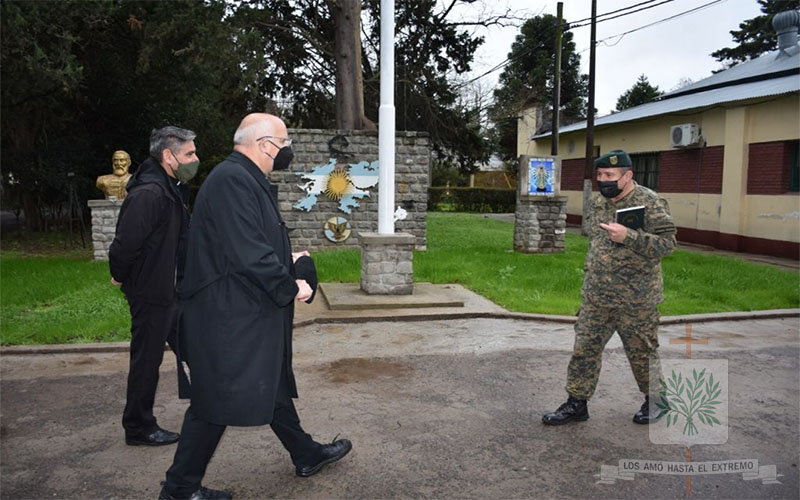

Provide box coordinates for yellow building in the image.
[519,23,800,260]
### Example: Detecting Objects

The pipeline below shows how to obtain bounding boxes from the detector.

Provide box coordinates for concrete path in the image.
[2,316,798,499]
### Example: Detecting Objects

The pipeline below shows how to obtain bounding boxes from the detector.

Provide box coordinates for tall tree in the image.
[1,0,111,230]
[711,0,800,67]
[614,74,663,112]
[490,14,588,164]
[240,0,496,172]
[327,0,370,130]
[1,0,262,228]
[1,0,505,229]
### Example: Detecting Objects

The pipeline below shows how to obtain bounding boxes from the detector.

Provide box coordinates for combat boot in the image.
[633,395,660,424]
[542,395,589,425]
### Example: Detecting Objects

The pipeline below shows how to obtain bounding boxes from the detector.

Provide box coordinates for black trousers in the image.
[122,297,178,436]
[163,375,321,497]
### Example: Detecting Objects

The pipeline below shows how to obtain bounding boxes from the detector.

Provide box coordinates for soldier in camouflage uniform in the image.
[542,149,677,426]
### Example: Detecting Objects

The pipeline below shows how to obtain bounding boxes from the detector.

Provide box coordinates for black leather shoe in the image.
[126,427,180,446]
[158,485,232,500]
[633,395,660,424]
[542,395,589,425]
[296,438,352,477]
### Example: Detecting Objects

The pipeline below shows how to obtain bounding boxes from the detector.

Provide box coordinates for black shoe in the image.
[633,395,660,425]
[296,438,352,477]
[126,426,180,446]
[158,485,232,500]
[542,395,589,425]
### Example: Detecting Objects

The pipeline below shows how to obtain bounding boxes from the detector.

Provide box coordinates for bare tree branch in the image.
[252,20,334,58]
[444,8,529,29]
[438,0,459,22]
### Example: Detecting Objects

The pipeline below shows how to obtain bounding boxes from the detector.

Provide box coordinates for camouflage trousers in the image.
[566,303,662,400]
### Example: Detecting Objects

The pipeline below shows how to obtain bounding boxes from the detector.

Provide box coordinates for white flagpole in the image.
[378,0,395,234]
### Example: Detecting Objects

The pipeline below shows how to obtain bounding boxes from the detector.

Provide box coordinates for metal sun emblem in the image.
[323,169,353,201]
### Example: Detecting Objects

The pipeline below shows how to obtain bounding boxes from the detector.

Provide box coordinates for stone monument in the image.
[514,155,568,253]
[89,150,132,260]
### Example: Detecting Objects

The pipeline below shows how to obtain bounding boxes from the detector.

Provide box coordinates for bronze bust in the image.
[96,150,133,200]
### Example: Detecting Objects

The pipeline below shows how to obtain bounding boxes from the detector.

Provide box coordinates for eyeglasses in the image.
[257,135,292,147]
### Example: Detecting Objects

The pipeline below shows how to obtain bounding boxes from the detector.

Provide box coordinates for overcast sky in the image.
[444,0,765,116]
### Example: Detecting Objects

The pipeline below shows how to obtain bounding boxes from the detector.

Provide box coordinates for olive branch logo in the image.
[656,368,722,436]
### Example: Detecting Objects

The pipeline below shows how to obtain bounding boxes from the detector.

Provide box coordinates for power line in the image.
[455,0,678,88]
[578,0,727,52]
[452,41,548,90]
[568,0,676,29]
[454,0,722,92]
[569,0,663,26]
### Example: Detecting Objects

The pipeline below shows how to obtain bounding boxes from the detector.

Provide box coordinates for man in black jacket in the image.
[158,114,351,500]
[109,126,198,446]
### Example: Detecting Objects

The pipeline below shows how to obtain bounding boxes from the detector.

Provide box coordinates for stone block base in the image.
[88,199,122,261]
[359,232,415,295]
[514,196,568,254]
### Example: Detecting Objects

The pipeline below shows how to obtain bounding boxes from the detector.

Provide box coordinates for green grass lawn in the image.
[1,253,129,344]
[2,213,798,345]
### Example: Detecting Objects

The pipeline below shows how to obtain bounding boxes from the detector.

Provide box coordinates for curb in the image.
[2,309,798,356]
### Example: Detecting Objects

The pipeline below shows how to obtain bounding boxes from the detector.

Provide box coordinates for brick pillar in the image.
[514,196,568,253]
[359,232,415,295]
[88,199,121,261]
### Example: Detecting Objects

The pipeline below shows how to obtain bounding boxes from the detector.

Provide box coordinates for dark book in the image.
[616,205,645,230]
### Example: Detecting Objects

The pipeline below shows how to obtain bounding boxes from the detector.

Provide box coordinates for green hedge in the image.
[428,187,516,213]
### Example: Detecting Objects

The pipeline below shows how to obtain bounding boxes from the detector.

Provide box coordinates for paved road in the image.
[1,317,798,499]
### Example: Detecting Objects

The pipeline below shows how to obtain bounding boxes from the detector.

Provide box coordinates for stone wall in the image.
[87,129,430,261]
[514,197,568,253]
[269,129,429,251]
[88,199,121,261]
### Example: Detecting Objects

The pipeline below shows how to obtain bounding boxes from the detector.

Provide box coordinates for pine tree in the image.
[614,75,663,112]
[711,0,800,67]
[490,14,588,163]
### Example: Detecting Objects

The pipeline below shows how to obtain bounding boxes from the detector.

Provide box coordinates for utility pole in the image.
[551,2,563,156]
[582,0,597,235]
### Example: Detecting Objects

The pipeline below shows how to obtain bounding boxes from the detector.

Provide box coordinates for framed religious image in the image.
[519,155,561,198]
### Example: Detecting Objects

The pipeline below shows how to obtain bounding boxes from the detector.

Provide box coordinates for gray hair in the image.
[233,121,270,145]
[149,126,196,159]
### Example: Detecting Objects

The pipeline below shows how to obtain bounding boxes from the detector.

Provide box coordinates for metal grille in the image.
[631,152,660,190]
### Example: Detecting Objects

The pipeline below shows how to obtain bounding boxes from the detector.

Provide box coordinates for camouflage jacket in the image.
[582,182,677,306]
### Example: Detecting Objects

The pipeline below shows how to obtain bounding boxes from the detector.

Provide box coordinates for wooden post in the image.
[581,0,597,235]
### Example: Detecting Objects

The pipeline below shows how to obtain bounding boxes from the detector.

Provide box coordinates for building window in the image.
[631,152,660,190]
[790,140,799,192]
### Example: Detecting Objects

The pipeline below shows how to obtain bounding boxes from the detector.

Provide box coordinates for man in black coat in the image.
[159,114,351,500]
[109,126,199,446]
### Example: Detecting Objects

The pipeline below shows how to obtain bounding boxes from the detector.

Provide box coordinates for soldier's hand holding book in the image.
[598,222,628,243]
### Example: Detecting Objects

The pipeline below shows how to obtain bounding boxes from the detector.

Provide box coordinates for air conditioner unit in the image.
[670,123,702,148]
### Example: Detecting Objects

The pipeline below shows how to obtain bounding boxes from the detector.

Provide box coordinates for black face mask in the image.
[598,180,623,199]
[270,146,294,171]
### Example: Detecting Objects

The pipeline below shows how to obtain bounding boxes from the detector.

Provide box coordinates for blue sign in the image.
[528,158,555,195]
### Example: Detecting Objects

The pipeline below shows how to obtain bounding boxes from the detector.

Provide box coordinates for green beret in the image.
[595,150,632,168]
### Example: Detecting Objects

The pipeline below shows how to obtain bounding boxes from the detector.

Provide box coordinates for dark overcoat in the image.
[177,151,300,427]
[109,157,190,303]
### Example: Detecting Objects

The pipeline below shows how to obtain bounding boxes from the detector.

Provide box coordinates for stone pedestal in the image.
[514,196,568,253]
[88,199,122,261]
[359,232,415,295]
